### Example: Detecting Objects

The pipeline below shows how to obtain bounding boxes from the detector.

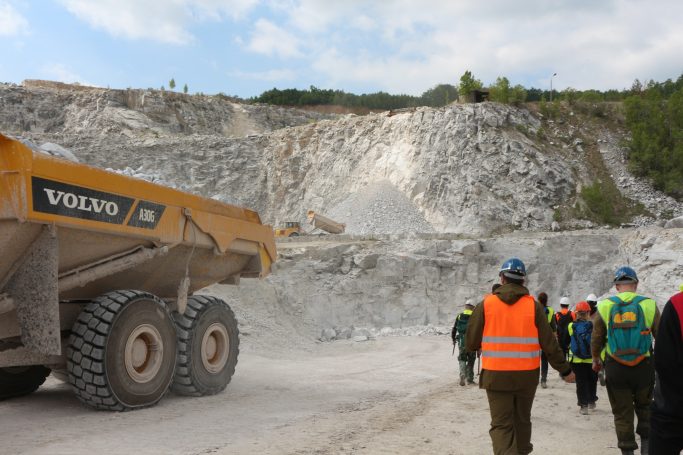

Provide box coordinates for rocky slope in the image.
[1,80,647,236]
[1,81,682,341]
[217,227,683,343]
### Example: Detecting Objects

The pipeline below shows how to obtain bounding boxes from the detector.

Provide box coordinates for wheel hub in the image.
[201,323,229,374]
[125,324,164,383]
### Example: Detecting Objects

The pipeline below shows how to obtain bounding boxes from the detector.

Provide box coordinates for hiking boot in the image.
[620,450,634,455]
[588,402,596,410]
[459,375,466,386]
[540,380,547,389]
[640,438,649,455]
[580,406,589,415]
[467,379,477,385]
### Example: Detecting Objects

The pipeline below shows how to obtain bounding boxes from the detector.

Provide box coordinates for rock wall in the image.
[3,82,682,236]
[216,228,683,342]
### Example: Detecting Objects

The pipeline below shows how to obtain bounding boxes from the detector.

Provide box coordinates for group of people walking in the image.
[451,258,683,455]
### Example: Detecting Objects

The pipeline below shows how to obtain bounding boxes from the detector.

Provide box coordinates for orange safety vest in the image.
[481,294,541,371]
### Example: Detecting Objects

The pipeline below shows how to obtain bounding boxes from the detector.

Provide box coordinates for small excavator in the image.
[274,210,345,238]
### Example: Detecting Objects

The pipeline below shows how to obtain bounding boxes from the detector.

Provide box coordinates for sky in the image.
[1,0,682,98]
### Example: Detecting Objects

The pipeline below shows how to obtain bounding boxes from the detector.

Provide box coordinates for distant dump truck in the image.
[306,210,345,234]
[274,211,345,238]
[274,221,303,237]
[0,133,276,410]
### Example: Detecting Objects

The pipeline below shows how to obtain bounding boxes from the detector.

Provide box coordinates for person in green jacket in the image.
[567,301,598,414]
[452,300,477,386]
[591,266,661,455]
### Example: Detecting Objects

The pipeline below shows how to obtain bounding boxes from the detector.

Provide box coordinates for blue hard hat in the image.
[499,257,526,278]
[614,266,638,283]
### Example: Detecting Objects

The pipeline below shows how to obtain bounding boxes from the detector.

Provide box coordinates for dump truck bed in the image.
[0,133,276,300]
[0,133,276,409]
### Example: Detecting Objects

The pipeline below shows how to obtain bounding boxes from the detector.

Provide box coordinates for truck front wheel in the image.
[173,295,239,396]
[67,290,177,411]
[0,365,51,400]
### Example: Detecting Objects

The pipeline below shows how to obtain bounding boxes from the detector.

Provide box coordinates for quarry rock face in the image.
[1,82,682,340]
[226,228,683,341]
[3,82,682,237]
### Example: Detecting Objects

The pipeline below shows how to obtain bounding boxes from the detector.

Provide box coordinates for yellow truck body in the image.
[0,133,276,409]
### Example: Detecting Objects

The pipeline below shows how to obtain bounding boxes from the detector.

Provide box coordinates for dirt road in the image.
[2,336,618,455]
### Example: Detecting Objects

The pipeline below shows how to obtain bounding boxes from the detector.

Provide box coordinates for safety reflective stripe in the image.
[481,350,541,358]
[481,294,541,371]
[482,336,539,344]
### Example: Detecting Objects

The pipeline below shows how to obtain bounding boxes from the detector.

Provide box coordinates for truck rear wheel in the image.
[0,365,51,400]
[173,295,239,396]
[67,290,177,411]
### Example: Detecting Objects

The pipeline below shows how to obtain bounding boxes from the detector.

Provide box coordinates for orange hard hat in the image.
[575,301,590,312]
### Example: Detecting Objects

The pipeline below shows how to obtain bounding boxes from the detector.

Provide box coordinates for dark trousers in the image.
[540,352,548,382]
[486,387,536,455]
[458,346,476,381]
[571,362,598,406]
[605,358,655,451]
[649,411,683,455]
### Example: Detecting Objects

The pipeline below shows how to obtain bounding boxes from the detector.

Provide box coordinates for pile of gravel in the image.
[328,181,434,234]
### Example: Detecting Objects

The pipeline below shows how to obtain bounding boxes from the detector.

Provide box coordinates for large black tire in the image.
[67,290,177,411]
[173,295,239,396]
[0,365,51,400]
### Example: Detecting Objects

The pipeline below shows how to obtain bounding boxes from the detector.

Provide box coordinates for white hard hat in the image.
[560,297,570,306]
[465,299,474,307]
[586,293,598,302]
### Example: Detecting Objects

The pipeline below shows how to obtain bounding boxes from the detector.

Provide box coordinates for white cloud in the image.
[41,63,94,86]
[59,0,259,44]
[231,68,297,81]
[281,0,683,93]
[0,1,29,36]
[246,18,302,58]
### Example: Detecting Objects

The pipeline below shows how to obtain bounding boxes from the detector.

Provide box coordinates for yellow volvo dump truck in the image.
[0,133,276,410]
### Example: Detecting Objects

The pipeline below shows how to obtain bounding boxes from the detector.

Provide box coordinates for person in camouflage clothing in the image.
[452,300,477,386]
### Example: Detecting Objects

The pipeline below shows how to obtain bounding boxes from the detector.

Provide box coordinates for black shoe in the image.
[620,450,634,455]
[459,376,465,386]
[467,380,477,385]
[540,380,547,389]
[640,438,649,455]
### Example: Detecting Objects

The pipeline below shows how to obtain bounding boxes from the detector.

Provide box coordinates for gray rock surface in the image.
[664,216,683,228]
[217,228,683,345]
[3,82,681,236]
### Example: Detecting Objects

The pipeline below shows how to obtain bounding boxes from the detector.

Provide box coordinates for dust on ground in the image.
[2,336,617,455]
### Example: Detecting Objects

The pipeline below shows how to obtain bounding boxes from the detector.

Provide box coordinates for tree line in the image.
[623,79,683,200]
[250,72,683,110]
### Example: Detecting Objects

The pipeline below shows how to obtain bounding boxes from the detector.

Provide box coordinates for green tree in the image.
[509,85,527,106]
[169,78,176,90]
[419,84,458,107]
[563,87,578,105]
[624,85,683,199]
[183,83,188,94]
[489,76,511,104]
[458,70,483,96]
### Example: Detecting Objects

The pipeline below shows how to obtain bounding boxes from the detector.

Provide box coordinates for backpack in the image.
[606,296,652,366]
[455,312,470,335]
[452,311,471,344]
[556,311,574,347]
[570,320,593,360]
